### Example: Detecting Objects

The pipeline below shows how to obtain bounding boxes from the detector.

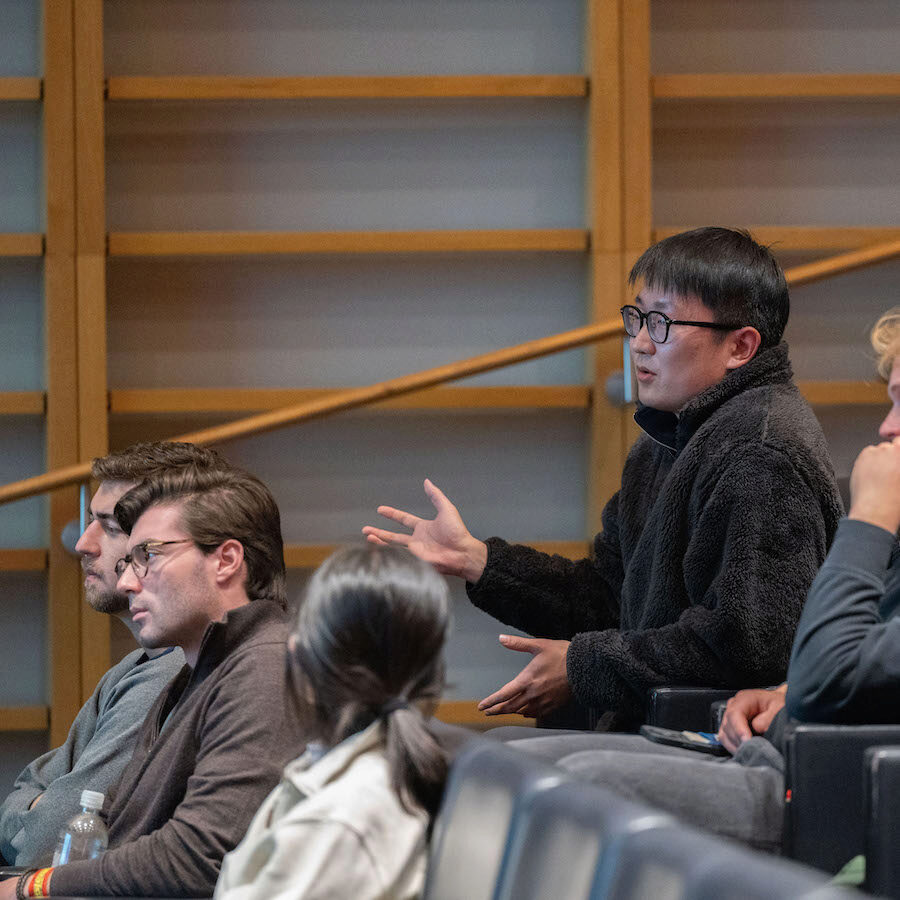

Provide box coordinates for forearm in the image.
[467,538,619,638]
[786,517,900,722]
[48,818,222,897]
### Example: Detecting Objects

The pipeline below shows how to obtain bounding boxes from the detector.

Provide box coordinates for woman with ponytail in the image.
[214,545,451,900]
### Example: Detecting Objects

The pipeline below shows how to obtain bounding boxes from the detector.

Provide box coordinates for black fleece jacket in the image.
[467,342,844,725]
[49,600,305,898]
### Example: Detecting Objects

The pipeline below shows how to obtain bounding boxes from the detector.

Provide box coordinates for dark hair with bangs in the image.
[114,466,286,609]
[629,227,789,349]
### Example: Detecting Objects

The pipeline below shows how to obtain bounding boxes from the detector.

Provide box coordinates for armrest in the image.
[646,686,735,731]
[864,745,900,899]
[783,723,900,874]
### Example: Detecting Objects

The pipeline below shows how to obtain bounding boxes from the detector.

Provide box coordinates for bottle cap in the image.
[79,789,105,810]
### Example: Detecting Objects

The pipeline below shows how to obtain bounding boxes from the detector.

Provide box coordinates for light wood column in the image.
[43,0,82,745]
[74,0,111,697]
[585,0,628,534]
[620,0,652,450]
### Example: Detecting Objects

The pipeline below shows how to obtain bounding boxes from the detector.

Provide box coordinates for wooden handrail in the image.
[0,318,623,505]
[1,238,898,507]
[784,239,900,288]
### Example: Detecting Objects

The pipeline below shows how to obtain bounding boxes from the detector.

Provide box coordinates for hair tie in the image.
[381,697,409,715]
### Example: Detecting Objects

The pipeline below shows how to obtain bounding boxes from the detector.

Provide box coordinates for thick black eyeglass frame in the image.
[115,539,193,579]
[620,304,743,345]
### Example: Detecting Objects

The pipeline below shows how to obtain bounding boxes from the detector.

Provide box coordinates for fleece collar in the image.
[634,341,793,456]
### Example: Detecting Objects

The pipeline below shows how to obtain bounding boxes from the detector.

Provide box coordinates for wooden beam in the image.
[74,0,112,705]
[109,386,591,414]
[43,0,83,748]
[0,706,50,731]
[0,549,48,571]
[786,240,900,288]
[107,229,590,256]
[653,73,900,100]
[798,381,887,407]
[653,226,900,252]
[284,541,590,571]
[0,77,42,101]
[0,233,44,256]
[584,0,629,536]
[0,391,45,415]
[106,74,588,101]
[435,700,535,731]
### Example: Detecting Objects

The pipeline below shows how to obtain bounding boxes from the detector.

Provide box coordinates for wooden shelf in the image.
[0,701,519,733]
[0,233,44,256]
[435,699,536,731]
[0,77,41,101]
[285,540,589,571]
[107,229,590,256]
[0,392,45,415]
[798,380,887,406]
[109,386,592,414]
[106,74,588,101]
[653,73,900,100]
[653,227,900,252]
[0,549,48,571]
[0,706,49,731]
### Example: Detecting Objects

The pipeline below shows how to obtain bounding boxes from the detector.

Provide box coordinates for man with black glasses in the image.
[1,466,305,900]
[364,227,843,731]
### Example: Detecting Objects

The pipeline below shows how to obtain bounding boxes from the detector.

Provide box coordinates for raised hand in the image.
[848,436,900,535]
[362,479,488,583]
[477,635,572,718]
[717,684,787,753]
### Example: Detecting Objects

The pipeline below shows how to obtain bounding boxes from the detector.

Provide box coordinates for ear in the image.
[725,326,762,370]
[211,538,245,587]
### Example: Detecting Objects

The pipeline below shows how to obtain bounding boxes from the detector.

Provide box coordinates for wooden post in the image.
[620,0,652,451]
[585,0,627,534]
[43,0,82,745]
[73,0,111,699]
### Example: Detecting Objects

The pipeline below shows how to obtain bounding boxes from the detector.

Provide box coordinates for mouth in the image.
[635,366,656,383]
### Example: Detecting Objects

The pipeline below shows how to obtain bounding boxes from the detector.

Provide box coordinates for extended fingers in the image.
[478,678,526,712]
[361,526,411,547]
[375,505,422,529]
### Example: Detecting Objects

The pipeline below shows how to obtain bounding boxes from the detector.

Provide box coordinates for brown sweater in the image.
[50,600,305,898]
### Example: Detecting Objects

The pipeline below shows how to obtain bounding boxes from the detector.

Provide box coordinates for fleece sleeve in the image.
[464,490,625,639]
[786,517,900,723]
[566,445,831,718]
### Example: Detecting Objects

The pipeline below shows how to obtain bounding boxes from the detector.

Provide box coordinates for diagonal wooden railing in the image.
[1,237,898,507]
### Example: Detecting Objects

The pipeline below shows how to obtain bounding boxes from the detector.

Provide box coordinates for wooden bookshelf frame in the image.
[107,74,588,101]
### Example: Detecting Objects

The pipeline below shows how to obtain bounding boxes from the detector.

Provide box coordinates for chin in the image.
[87,590,130,616]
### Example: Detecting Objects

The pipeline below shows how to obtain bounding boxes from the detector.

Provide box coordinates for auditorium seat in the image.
[423,740,565,900]
[493,779,672,900]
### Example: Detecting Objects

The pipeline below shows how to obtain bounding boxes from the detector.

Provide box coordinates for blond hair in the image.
[871,308,900,380]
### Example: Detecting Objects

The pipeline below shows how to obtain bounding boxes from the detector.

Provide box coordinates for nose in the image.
[117,565,140,597]
[630,320,656,356]
[879,403,900,440]
[75,519,101,557]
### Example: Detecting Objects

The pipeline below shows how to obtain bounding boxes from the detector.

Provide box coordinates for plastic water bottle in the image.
[52,790,108,865]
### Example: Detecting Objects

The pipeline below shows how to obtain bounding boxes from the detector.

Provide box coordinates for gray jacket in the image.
[468,343,844,725]
[0,646,183,866]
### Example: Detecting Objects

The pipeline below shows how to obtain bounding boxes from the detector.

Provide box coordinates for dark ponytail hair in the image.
[290,545,450,818]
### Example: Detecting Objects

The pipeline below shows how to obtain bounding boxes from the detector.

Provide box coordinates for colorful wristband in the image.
[32,868,53,898]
